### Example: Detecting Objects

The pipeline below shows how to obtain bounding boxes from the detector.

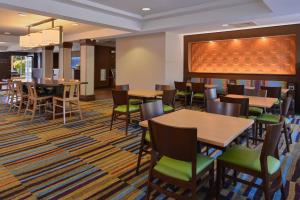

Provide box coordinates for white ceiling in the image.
[0,0,299,51]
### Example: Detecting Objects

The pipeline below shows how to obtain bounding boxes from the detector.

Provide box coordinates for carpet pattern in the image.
[0,99,300,200]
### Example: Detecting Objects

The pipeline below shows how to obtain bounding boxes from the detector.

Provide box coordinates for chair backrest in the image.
[206,100,241,117]
[261,86,281,99]
[15,81,23,96]
[115,84,129,91]
[244,89,267,97]
[260,120,284,171]
[62,82,80,100]
[281,95,292,117]
[174,81,187,91]
[155,84,171,91]
[7,79,14,93]
[191,82,205,93]
[162,89,176,106]
[140,100,164,121]
[220,96,249,117]
[227,84,244,95]
[148,119,197,163]
[205,88,217,101]
[27,82,37,99]
[112,89,128,106]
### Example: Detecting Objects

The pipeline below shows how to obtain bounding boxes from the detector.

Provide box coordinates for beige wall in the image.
[116,32,183,89]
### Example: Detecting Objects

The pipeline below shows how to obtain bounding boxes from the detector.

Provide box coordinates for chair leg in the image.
[216,161,222,200]
[63,101,66,124]
[31,100,37,121]
[78,100,83,120]
[283,124,290,152]
[136,133,145,174]
[209,166,215,197]
[18,98,23,114]
[263,177,271,200]
[125,113,129,135]
[146,171,153,200]
[24,98,30,116]
[53,100,56,120]
[252,122,257,145]
[110,110,114,131]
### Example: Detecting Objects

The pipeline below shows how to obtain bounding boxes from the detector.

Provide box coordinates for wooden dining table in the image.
[139,109,254,148]
[244,86,289,94]
[225,94,278,108]
[128,89,163,98]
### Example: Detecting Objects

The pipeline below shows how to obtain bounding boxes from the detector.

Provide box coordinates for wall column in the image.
[80,39,95,101]
[42,46,54,79]
[59,42,73,80]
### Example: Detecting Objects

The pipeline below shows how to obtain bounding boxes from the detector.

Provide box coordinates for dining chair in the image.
[162,89,176,113]
[216,120,285,200]
[52,81,83,124]
[136,100,164,174]
[110,89,140,135]
[190,82,205,107]
[146,120,214,200]
[7,80,16,111]
[155,84,171,91]
[227,84,244,95]
[206,100,240,117]
[261,86,282,113]
[244,89,267,116]
[115,84,142,105]
[220,96,249,117]
[24,82,53,120]
[174,81,191,107]
[14,81,28,114]
[256,95,293,152]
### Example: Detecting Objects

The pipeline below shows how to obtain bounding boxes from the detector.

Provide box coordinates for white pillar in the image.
[59,42,72,80]
[80,39,95,100]
[42,46,54,79]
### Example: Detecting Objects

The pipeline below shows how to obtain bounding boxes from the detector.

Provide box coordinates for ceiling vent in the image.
[229,21,257,28]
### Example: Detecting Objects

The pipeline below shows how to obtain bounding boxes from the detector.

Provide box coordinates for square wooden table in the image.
[128,89,163,98]
[244,86,289,94]
[225,94,278,108]
[139,109,254,148]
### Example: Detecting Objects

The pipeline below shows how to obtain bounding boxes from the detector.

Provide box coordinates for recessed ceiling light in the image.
[142,7,151,11]
[222,24,229,27]
[72,23,79,26]
[18,13,27,17]
[4,32,11,35]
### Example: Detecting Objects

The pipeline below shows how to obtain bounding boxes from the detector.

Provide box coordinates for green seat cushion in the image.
[218,145,280,175]
[129,98,142,105]
[176,91,191,96]
[249,106,264,116]
[154,154,213,182]
[193,92,204,98]
[145,130,151,143]
[256,113,280,123]
[114,104,140,113]
[163,105,174,113]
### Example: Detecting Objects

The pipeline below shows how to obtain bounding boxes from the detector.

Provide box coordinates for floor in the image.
[0,97,300,199]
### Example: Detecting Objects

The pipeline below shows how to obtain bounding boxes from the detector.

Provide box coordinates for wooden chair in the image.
[256,95,293,152]
[53,81,83,124]
[174,81,191,107]
[115,84,142,105]
[245,89,267,116]
[216,120,285,200]
[136,100,164,174]
[25,82,52,120]
[261,86,282,113]
[206,100,240,117]
[14,81,28,114]
[190,82,205,107]
[227,84,244,95]
[155,84,171,91]
[162,89,176,113]
[146,120,214,200]
[110,89,140,135]
[7,80,17,111]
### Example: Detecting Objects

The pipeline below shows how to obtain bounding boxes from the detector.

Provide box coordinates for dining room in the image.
[0,1,300,200]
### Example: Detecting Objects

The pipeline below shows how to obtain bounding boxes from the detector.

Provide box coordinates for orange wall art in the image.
[189,35,296,75]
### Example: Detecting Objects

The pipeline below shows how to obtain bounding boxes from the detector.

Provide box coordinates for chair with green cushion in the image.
[115,84,142,105]
[256,95,293,152]
[136,100,164,174]
[155,84,171,91]
[261,86,282,113]
[110,89,140,135]
[174,81,191,107]
[190,82,205,107]
[245,89,267,116]
[227,84,244,95]
[216,120,285,200]
[146,120,214,200]
[162,89,176,113]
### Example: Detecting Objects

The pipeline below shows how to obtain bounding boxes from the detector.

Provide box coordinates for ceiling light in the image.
[222,24,229,27]
[18,13,27,17]
[72,23,79,26]
[142,7,151,11]
[4,32,11,35]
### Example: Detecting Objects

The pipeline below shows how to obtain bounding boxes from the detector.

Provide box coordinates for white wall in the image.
[116,32,183,89]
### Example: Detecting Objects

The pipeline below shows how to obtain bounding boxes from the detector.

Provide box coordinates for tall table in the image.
[139,109,254,149]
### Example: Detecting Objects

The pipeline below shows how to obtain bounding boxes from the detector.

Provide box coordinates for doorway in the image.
[11,55,33,79]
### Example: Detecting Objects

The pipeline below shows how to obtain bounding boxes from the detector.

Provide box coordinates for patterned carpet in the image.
[0,99,300,200]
